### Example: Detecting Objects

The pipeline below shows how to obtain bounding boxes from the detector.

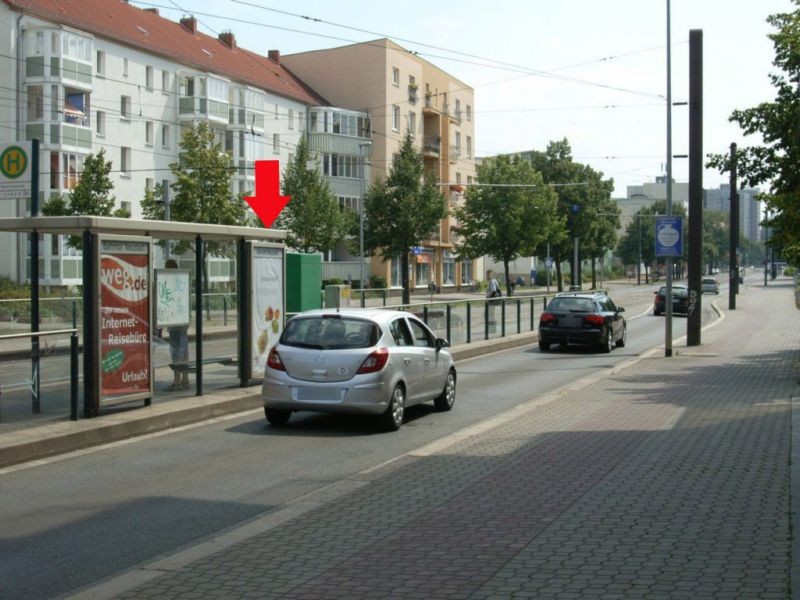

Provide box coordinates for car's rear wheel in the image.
[539,340,550,352]
[380,384,405,431]
[616,325,627,348]
[434,370,456,411]
[265,407,291,426]
[601,329,614,353]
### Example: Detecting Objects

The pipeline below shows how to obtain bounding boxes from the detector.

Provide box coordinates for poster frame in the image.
[246,241,285,380]
[154,268,192,327]
[94,234,153,408]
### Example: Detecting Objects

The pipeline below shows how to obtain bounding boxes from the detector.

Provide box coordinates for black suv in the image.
[538,291,627,353]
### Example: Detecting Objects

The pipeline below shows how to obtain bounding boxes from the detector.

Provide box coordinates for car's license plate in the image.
[294,387,343,402]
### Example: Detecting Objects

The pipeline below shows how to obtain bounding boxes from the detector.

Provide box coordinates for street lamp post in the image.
[358,141,372,307]
[664,0,674,358]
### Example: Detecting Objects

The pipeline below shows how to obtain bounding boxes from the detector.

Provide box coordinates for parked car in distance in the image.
[653,284,689,315]
[261,308,456,431]
[538,291,627,353]
[701,277,719,294]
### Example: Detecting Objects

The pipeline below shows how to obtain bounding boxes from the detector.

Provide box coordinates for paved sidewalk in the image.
[69,279,799,600]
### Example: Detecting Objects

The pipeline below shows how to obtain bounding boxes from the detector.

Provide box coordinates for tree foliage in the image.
[362,133,446,303]
[276,137,351,254]
[41,148,126,248]
[525,139,616,290]
[707,2,800,264]
[141,122,241,263]
[454,154,560,293]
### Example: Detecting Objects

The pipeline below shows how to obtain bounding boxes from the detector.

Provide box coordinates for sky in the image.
[132,0,794,197]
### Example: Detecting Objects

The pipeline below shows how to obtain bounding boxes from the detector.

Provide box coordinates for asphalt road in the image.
[0,283,724,600]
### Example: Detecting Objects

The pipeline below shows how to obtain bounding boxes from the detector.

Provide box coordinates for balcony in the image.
[179,96,229,123]
[423,135,441,157]
[449,145,461,163]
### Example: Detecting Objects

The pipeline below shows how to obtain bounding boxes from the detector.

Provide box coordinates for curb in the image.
[0,390,261,470]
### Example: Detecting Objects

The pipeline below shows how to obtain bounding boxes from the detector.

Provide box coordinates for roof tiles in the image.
[3,0,326,105]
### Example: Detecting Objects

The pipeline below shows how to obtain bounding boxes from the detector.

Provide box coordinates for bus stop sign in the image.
[0,142,32,199]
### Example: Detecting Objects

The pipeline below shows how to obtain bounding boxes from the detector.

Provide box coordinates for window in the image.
[455,98,461,120]
[96,50,105,76]
[120,95,131,119]
[123,57,128,77]
[408,319,434,348]
[466,104,472,121]
[392,105,400,131]
[274,104,279,120]
[466,136,472,158]
[455,131,461,152]
[392,67,399,86]
[161,124,170,148]
[120,147,131,176]
[408,111,416,136]
[145,177,154,191]
[389,318,413,346]
[443,252,455,285]
[161,70,169,92]
[145,66,153,90]
[26,86,43,121]
[49,152,59,190]
[288,108,294,130]
[145,121,154,145]
[96,110,105,136]
[120,201,131,216]
[61,153,82,189]
[460,260,473,284]
[273,133,280,153]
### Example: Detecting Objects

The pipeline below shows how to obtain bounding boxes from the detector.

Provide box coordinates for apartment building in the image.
[0,0,328,285]
[283,39,479,291]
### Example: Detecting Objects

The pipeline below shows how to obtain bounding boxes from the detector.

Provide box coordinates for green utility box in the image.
[286,253,322,314]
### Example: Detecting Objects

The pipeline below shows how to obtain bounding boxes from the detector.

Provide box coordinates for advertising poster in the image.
[99,238,152,402]
[251,244,285,377]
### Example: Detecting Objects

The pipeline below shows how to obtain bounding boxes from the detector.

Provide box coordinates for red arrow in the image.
[244,160,291,228]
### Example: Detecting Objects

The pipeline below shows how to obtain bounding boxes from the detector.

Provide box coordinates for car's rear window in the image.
[281,316,379,349]
[702,278,716,284]
[547,297,596,312]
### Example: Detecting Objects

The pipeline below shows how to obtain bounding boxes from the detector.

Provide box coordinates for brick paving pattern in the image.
[117,283,797,599]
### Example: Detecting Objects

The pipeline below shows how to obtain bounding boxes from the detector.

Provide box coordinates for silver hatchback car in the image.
[261,308,456,431]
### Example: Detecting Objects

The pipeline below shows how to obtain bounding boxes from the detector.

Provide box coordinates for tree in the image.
[141,122,241,287]
[275,137,351,254]
[707,2,800,264]
[362,133,446,304]
[41,148,126,248]
[454,155,561,294]
[702,210,729,274]
[526,139,616,291]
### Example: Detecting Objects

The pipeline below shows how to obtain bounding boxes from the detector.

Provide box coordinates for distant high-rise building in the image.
[704,184,762,242]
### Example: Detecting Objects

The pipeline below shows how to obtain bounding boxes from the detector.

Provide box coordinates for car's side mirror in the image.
[617,307,625,313]
[435,337,450,350]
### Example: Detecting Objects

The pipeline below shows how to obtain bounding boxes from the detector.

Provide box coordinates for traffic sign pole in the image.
[30,139,40,412]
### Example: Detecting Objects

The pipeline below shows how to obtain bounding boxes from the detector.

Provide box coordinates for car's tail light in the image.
[539,312,556,324]
[356,347,389,374]
[267,346,286,371]
[655,295,665,302]
[584,314,605,326]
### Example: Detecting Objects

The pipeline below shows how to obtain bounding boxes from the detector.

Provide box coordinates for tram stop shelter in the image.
[0,215,286,418]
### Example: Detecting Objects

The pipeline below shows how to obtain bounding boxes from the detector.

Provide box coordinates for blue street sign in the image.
[655,216,683,257]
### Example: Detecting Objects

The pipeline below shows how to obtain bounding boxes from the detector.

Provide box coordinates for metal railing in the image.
[0,327,80,421]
